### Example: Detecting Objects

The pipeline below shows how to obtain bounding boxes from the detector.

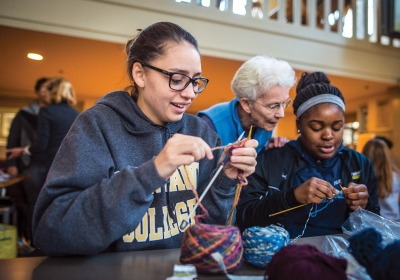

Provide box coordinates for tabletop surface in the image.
[0,175,27,188]
[0,235,330,280]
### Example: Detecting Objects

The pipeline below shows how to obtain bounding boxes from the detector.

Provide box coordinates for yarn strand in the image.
[226,125,253,225]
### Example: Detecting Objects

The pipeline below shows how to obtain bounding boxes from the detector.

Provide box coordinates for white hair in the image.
[231,55,296,100]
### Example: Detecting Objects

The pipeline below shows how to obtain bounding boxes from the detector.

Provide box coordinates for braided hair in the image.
[293,72,345,117]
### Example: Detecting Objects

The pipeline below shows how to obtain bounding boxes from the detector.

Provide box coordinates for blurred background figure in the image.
[5,77,50,248]
[362,138,400,222]
[7,77,79,245]
[198,55,296,153]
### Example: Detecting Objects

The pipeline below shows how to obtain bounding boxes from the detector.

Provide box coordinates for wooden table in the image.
[0,175,27,196]
[0,235,330,280]
[0,175,27,188]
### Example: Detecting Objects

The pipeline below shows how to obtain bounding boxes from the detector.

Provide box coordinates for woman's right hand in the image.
[294,177,338,204]
[6,147,26,160]
[154,134,214,179]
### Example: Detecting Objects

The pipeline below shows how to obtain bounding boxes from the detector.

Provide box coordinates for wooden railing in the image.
[0,0,398,83]
[176,0,399,48]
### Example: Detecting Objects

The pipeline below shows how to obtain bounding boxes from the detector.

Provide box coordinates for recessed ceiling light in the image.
[27,53,43,60]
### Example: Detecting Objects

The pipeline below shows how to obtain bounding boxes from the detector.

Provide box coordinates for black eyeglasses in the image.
[141,64,209,94]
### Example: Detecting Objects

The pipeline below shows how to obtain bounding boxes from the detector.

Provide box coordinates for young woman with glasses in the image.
[236,71,379,238]
[32,22,258,256]
[198,55,296,153]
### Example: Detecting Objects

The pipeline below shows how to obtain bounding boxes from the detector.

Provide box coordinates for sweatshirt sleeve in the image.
[235,151,301,231]
[32,113,168,256]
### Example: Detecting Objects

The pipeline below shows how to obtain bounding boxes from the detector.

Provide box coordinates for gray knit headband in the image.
[296,94,345,117]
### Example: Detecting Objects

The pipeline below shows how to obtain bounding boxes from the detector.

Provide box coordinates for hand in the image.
[294,177,338,204]
[342,182,369,211]
[266,136,289,149]
[6,147,26,160]
[154,134,214,179]
[6,166,19,177]
[222,139,258,180]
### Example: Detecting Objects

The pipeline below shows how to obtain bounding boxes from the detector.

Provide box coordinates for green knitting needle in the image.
[179,131,245,230]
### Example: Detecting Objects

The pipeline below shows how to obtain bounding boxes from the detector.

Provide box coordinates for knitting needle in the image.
[179,131,245,230]
[269,189,342,217]
[210,134,246,151]
[269,203,307,217]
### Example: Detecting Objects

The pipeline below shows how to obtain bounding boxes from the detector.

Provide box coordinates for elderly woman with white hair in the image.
[198,55,296,153]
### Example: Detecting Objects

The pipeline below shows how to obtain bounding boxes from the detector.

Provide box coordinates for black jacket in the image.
[236,140,379,238]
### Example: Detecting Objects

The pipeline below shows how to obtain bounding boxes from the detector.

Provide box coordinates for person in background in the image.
[5,77,50,246]
[374,136,400,214]
[362,138,400,221]
[32,22,258,256]
[7,77,79,245]
[236,71,379,238]
[198,55,296,153]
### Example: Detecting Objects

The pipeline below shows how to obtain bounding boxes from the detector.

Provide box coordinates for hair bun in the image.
[296,71,331,92]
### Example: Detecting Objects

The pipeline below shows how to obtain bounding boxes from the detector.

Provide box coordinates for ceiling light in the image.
[27,53,43,60]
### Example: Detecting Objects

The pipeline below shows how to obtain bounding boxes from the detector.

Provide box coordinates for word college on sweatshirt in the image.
[123,162,198,243]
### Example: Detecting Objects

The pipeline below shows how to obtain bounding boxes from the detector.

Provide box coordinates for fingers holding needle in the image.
[211,132,246,151]
[180,131,246,230]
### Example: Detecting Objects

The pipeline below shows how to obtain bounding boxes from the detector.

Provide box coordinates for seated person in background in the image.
[32,22,257,256]
[198,55,296,153]
[362,138,400,221]
[236,71,379,238]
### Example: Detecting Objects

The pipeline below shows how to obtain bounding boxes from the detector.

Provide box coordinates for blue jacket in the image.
[198,98,271,153]
[236,139,380,238]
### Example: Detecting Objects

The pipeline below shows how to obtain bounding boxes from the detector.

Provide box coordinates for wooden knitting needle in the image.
[179,131,245,230]
[269,203,307,217]
[269,189,342,217]
[210,135,246,151]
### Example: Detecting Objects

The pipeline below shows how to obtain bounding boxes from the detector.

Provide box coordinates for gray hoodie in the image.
[33,91,238,256]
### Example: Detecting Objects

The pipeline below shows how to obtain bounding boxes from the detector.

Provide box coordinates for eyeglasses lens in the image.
[169,74,207,93]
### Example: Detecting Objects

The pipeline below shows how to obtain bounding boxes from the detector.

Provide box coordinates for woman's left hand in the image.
[342,182,369,211]
[222,139,258,180]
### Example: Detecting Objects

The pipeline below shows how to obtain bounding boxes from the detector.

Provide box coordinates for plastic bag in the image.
[341,208,400,246]
[321,235,371,280]
[320,208,400,279]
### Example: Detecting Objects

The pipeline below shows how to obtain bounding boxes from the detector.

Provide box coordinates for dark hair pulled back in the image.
[293,71,345,116]
[125,22,199,99]
[35,77,49,93]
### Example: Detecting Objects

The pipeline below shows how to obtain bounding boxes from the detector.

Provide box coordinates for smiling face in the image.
[297,102,345,160]
[248,85,290,131]
[132,41,202,125]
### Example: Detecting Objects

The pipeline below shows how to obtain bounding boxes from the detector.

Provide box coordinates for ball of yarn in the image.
[369,240,400,280]
[242,225,290,268]
[265,244,347,280]
[179,223,243,274]
[348,227,400,280]
[348,227,383,267]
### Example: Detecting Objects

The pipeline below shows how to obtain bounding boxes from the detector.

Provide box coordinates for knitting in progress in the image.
[179,136,250,274]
